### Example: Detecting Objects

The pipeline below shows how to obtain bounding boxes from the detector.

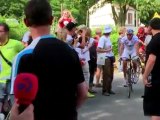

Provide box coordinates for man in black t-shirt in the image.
[143,18,160,120]
[10,1,87,120]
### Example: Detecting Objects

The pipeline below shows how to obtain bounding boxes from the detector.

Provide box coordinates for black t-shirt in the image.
[17,37,85,120]
[146,33,160,85]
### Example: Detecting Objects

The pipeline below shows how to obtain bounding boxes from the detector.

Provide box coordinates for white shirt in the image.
[66,34,73,45]
[144,35,152,46]
[75,47,84,60]
[98,35,114,57]
[82,38,94,62]
[121,35,138,51]
[22,31,30,43]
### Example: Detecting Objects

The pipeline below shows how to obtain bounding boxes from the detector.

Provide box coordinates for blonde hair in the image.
[85,28,92,38]
[95,28,102,34]
[118,27,126,35]
[62,9,74,20]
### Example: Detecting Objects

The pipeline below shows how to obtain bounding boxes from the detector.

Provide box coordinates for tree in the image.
[136,0,160,25]
[50,0,97,25]
[0,0,27,18]
[89,0,135,27]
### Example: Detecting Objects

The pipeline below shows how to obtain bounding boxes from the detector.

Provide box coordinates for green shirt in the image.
[0,39,24,83]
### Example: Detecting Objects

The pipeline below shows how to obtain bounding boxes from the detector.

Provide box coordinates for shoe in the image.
[0,113,5,120]
[87,92,95,98]
[102,92,110,96]
[109,90,116,95]
[88,89,97,94]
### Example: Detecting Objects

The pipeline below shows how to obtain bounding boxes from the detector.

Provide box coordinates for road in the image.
[78,71,150,120]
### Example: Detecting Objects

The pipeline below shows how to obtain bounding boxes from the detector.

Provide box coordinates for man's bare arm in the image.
[76,81,88,109]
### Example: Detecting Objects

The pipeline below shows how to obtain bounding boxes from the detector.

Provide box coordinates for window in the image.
[128,13,133,25]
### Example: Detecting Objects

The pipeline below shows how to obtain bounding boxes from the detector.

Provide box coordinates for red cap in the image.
[14,73,38,105]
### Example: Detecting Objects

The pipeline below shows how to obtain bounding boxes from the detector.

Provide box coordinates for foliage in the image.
[0,16,28,40]
[0,0,27,18]
[136,0,160,25]
[9,21,28,40]
[49,0,97,25]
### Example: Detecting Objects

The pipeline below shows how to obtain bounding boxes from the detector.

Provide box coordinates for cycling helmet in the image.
[127,29,134,34]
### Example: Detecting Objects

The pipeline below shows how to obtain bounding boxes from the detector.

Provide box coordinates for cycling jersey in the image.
[121,35,138,51]
[121,35,138,59]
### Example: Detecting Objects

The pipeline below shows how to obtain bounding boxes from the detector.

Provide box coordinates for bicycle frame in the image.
[126,55,134,98]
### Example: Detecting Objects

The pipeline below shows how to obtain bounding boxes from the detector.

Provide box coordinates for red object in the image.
[137,27,146,51]
[14,73,38,105]
[59,18,72,28]
[94,36,100,47]
[138,27,145,34]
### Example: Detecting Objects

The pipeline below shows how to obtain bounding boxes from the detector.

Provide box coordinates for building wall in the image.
[89,3,136,29]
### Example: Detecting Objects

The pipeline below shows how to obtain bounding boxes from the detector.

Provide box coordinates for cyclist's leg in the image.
[121,49,129,81]
[131,51,138,74]
[123,60,127,80]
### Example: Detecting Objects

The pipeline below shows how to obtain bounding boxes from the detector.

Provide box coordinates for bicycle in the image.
[120,55,142,98]
[126,55,136,98]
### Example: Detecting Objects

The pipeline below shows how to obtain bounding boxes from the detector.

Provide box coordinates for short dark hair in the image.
[65,22,77,31]
[24,0,52,26]
[0,23,9,32]
[149,18,160,30]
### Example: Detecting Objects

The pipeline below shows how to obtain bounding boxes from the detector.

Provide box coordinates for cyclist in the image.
[120,29,139,87]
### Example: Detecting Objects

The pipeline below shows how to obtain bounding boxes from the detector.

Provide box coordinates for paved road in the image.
[78,71,150,120]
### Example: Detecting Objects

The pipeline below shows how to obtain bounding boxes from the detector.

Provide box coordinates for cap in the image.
[104,25,112,33]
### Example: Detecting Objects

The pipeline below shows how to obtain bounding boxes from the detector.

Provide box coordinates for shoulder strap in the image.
[0,51,12,67]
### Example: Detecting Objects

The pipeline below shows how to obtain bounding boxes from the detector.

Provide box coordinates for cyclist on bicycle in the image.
[120,29,139,87]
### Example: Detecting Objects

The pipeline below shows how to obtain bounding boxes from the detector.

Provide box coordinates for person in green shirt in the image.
[0,23,24,115]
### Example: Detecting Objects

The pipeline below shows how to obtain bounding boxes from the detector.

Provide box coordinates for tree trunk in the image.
[111,4,118,25]
[111,4,127,27]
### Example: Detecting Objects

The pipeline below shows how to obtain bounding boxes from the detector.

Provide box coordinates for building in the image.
[89,0,138,29]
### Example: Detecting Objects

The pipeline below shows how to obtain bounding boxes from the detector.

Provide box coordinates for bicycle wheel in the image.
[126,69,132,98]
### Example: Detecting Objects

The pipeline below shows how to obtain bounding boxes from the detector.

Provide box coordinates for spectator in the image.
[21,31,33,47]
[94,28,103,87]
[97,25,115,96]
[10,0,87,120]
[117,27,126,72]
[56,9,76,41]
[143,18,160,120]
[0,23,24,117]
[144,26,152,47]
